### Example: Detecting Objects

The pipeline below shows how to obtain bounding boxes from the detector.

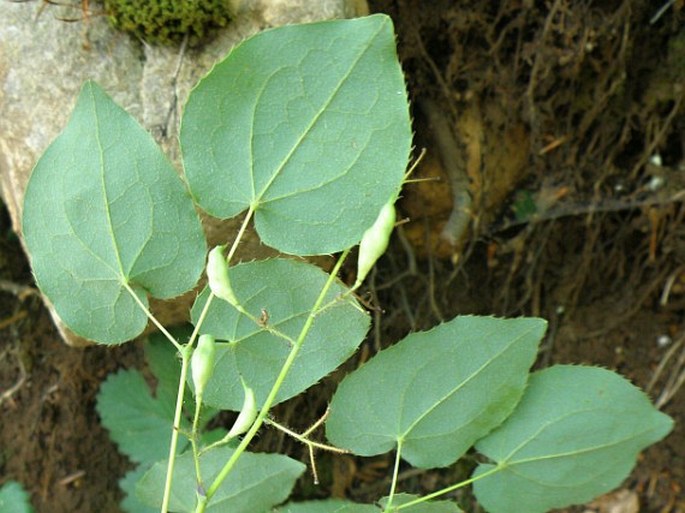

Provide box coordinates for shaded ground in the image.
[0,201,136,511]
[1,1,684,512]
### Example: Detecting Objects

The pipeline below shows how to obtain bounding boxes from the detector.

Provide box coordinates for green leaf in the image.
[0,481,34,513]
[181,14,411,255]
[120,466,157,513]
[274,500,380,513]
[326,316,546,468]
[138,447,305,512]
[380,494,463,512]
[96,368,189,464]
[472,365,674,513]
[190,258,369,410]
[22,81,206,344]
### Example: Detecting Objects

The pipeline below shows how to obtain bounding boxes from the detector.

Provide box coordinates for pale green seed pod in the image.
[228,379,257,438]
[355,200,396,288]
[206,245,238,305]
[191,334,216,400]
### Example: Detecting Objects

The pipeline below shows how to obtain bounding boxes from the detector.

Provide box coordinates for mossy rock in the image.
[105,0,232,45]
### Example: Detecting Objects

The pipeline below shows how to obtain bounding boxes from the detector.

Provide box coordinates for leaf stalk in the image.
[197,248,351,510]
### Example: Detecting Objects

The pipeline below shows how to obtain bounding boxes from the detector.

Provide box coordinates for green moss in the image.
[105,0,232,45]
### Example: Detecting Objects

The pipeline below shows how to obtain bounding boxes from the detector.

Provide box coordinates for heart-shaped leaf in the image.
[22,81,206,344]
[181,14,411,255]
[472,365,674,513]
[190,258,369,410]
[325,316,546,468]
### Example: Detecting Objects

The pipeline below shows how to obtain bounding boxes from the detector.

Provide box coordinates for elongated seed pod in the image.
[228,379,257,438]
[354,200,396,288]
[206,245,238,305]
[191,334,216,400]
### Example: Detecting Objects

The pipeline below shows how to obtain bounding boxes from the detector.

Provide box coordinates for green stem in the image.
[160,208,255,513]
[123,282,183,352]
[394,464,504,511]
[121,279,187,513]
[198,249,352,510]
[160,344,192,513]
[264,417,349,453]
[190,395,204,488]
[226,209,254,263]
[231,302,296,346]
[187,208,255,349]
[383,439,404,511]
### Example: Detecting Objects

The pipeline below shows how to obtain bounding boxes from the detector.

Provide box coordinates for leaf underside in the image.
[138,447,305,513]
[325,316,547,468]
[181,14,412,255]
[275,500,380,513]
[190,258,369,410]
[22,81,206,344]
[472,365,674,513]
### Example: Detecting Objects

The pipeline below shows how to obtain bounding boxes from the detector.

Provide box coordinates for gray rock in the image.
[0,0,367,346]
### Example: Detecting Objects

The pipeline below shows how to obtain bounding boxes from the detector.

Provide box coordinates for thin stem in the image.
[318,291,366,317]
[308,444,319,485]
[226,209,254,263]
[200,249,351,508]
[197,430,233,456]
[120,281,187,513]
[383,439,404,511]
[162,208,255,513]
[302,407,330,437]
[231,303,296,346]
[160,345,192,513]
[187,208,255,350]
[264,417,349,454]
[123,282,183,352]
[264,413,346,486]
[404,148,426,180]
[190,396,204,489]
[264,410,350,485]
[394,464,504,511]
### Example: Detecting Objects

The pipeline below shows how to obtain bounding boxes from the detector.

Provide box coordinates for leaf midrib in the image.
[399,326,534,440]
[90,83,128,284]
[249,21,385,207]
[501,411,664,466]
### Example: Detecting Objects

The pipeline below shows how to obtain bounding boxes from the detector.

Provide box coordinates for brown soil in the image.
[1,1,683,512]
